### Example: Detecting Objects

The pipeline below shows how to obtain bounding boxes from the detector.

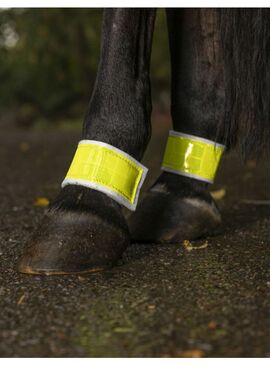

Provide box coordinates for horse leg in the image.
[129,9,226,243]
[18,9,156,274]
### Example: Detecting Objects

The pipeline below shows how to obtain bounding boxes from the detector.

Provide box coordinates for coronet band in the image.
[161,131,225,183]
[62,140,148,211]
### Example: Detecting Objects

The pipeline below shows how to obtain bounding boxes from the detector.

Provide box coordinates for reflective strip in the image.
[161,131,225,183]
[62,140,148,211]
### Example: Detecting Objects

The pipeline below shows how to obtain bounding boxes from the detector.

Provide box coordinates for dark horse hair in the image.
[219,9,270,159]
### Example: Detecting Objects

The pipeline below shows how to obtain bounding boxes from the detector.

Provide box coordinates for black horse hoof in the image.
[18,186,130,275]
[129,184,221,243]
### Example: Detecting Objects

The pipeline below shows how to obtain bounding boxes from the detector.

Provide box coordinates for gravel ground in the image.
[0,122,270,357]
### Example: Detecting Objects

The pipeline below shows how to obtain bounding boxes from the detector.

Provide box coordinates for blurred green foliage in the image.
[0,9,170,127]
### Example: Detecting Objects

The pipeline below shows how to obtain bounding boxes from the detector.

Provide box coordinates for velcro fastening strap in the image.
[161,131,225,183]
[61,140,148,211]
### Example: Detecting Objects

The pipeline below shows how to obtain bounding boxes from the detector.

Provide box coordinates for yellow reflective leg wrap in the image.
[62,140,148,211]
[161,131,225,183]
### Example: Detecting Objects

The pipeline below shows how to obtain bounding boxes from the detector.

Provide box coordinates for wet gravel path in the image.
[0,127,270,357]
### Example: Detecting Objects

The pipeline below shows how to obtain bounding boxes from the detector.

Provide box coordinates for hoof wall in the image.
[129,189,221,243]
[18,208,129,275]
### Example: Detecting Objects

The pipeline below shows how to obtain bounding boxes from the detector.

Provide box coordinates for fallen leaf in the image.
[183,240,193,252]
[208,320,217,329]
[17,294,26,305]
[33,197,49,207]
[210,188,226,200]
[182,240,208,252]
[176,349,205,358]
[78,276,86,282]
[19,142,30,152]
[147,304,156,310]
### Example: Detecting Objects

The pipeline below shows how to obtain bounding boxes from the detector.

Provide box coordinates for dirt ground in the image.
[0,118,270,357]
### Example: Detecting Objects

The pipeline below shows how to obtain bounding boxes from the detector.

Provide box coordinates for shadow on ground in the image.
[0,116,270,357]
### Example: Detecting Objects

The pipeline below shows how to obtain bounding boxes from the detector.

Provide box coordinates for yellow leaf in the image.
[182,240,193,252]
[33,197,49,207]
[17,294,26,305]
[176,349,205,358]
[210,188,226,200]
[183,240,208,252]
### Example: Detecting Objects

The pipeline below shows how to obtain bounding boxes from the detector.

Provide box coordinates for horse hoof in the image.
[128,184,221,243]
[18,186,129,275]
